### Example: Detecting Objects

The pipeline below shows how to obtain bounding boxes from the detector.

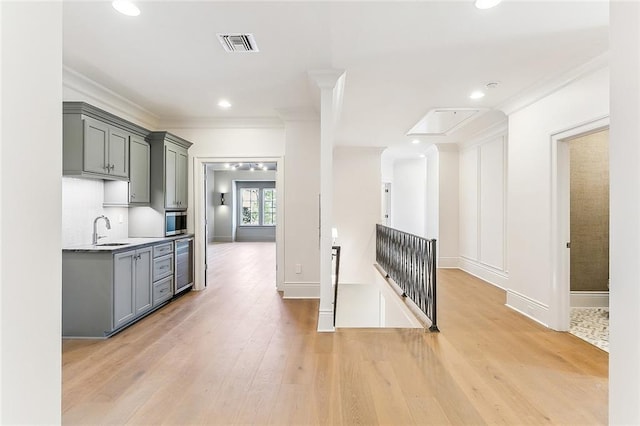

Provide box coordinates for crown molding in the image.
[497,52,609,116]
[159,116,284,129]
[62,66,159,130]
[275,107,319,122]
[307,69,346,90]
[458,119,508,151]
[435,143,459,153]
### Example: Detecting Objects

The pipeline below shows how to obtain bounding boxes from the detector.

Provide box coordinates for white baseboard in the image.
[213,236,233,242]
[458,257,508,289]
[283,281,320,299]
[317,309,335,332]
[570,291,609,308]
[506,289,549,327]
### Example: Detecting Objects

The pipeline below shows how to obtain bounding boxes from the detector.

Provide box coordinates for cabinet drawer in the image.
[153,254,174,281]
[153,276,173,306]
[153,242,174,258]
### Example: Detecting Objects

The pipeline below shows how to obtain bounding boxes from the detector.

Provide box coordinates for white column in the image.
[308,70,345,332]
[1,2,62,423]
[610,3,640,424]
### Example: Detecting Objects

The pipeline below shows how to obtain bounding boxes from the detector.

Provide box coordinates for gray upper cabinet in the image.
[83,117,110,175]
[108,127,130,178]
[147,132,192,211]
[64,102,146,181]
[129,135,150,204]
[164,143,188,209]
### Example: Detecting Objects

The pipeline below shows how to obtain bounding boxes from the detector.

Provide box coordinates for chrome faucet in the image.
[92,215,112,245]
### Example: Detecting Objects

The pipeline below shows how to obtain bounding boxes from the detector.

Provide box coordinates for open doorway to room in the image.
[203,161,278,291]
[552,120,609,352]
[568,129,610,352]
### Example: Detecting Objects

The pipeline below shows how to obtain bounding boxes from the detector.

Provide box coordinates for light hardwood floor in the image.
[62,242,608,425]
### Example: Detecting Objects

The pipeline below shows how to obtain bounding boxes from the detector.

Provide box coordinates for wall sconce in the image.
[220,193,226,205]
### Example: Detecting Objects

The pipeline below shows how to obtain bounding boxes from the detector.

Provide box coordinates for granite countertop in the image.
[63,234,194,253]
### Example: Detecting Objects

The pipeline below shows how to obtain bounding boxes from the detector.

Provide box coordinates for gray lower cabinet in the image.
[114,247,152,329]
[63,243,170,338]
[152,242,174,307]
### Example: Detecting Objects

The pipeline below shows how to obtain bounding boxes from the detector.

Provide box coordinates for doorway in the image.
[567,129,610,351]
[193,157,283,292]
[551,117,609,347]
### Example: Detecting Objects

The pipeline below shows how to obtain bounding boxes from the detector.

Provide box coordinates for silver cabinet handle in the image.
[110,164,115,171]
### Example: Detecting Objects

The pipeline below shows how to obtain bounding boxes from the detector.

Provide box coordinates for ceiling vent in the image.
[217,33,259,53]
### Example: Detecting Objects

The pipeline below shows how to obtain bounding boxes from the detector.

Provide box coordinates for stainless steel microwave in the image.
[165,211,187,236]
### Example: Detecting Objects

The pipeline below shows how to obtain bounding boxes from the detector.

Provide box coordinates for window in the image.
[240,188,260,225]
[263,188,276,225]
[239,187,276,226]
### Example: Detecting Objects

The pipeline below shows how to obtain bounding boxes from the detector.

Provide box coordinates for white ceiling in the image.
[63,1,608,155]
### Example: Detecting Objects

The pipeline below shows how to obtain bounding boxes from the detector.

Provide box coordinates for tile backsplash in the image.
[62,177,128,247]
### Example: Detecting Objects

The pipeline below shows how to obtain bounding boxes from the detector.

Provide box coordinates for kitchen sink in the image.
[96,243,130,247]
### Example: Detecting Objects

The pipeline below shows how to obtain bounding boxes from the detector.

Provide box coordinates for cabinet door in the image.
[108,127,129,178]
[83,117,108,175]
[113,250,135,329]
[176,148,188,208]
[129,136,150,203]
[134,247,153,316]
[165,144,178,208]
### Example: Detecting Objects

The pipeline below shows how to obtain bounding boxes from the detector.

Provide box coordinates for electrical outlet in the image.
[295,264,302,274]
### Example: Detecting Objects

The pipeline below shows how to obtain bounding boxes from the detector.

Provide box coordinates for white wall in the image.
[458,130,509,287]
[333,147,383,284]
[436,146,459,267]
[392,158,426,236]
[610,3,640,424]
[281,120,321,297]
[1,2,62,423]
[507,66,609,326]
[425,149,438,239]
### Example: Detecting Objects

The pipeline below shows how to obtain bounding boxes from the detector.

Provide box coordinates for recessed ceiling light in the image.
[218,100,232,109]
[411,139,420,144]
[474,0,503,10]
[419,154,426,158]
[469,91,485,100]
[112,0,140,16]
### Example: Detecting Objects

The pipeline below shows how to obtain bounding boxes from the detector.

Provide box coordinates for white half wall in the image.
[507,66,609,327]
[1,2,62,423]
[333,147,383,284]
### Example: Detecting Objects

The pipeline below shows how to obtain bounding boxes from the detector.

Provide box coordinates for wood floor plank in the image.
[62,242,608,425]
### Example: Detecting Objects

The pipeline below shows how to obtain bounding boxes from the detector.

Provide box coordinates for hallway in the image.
[62,243,607,424]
